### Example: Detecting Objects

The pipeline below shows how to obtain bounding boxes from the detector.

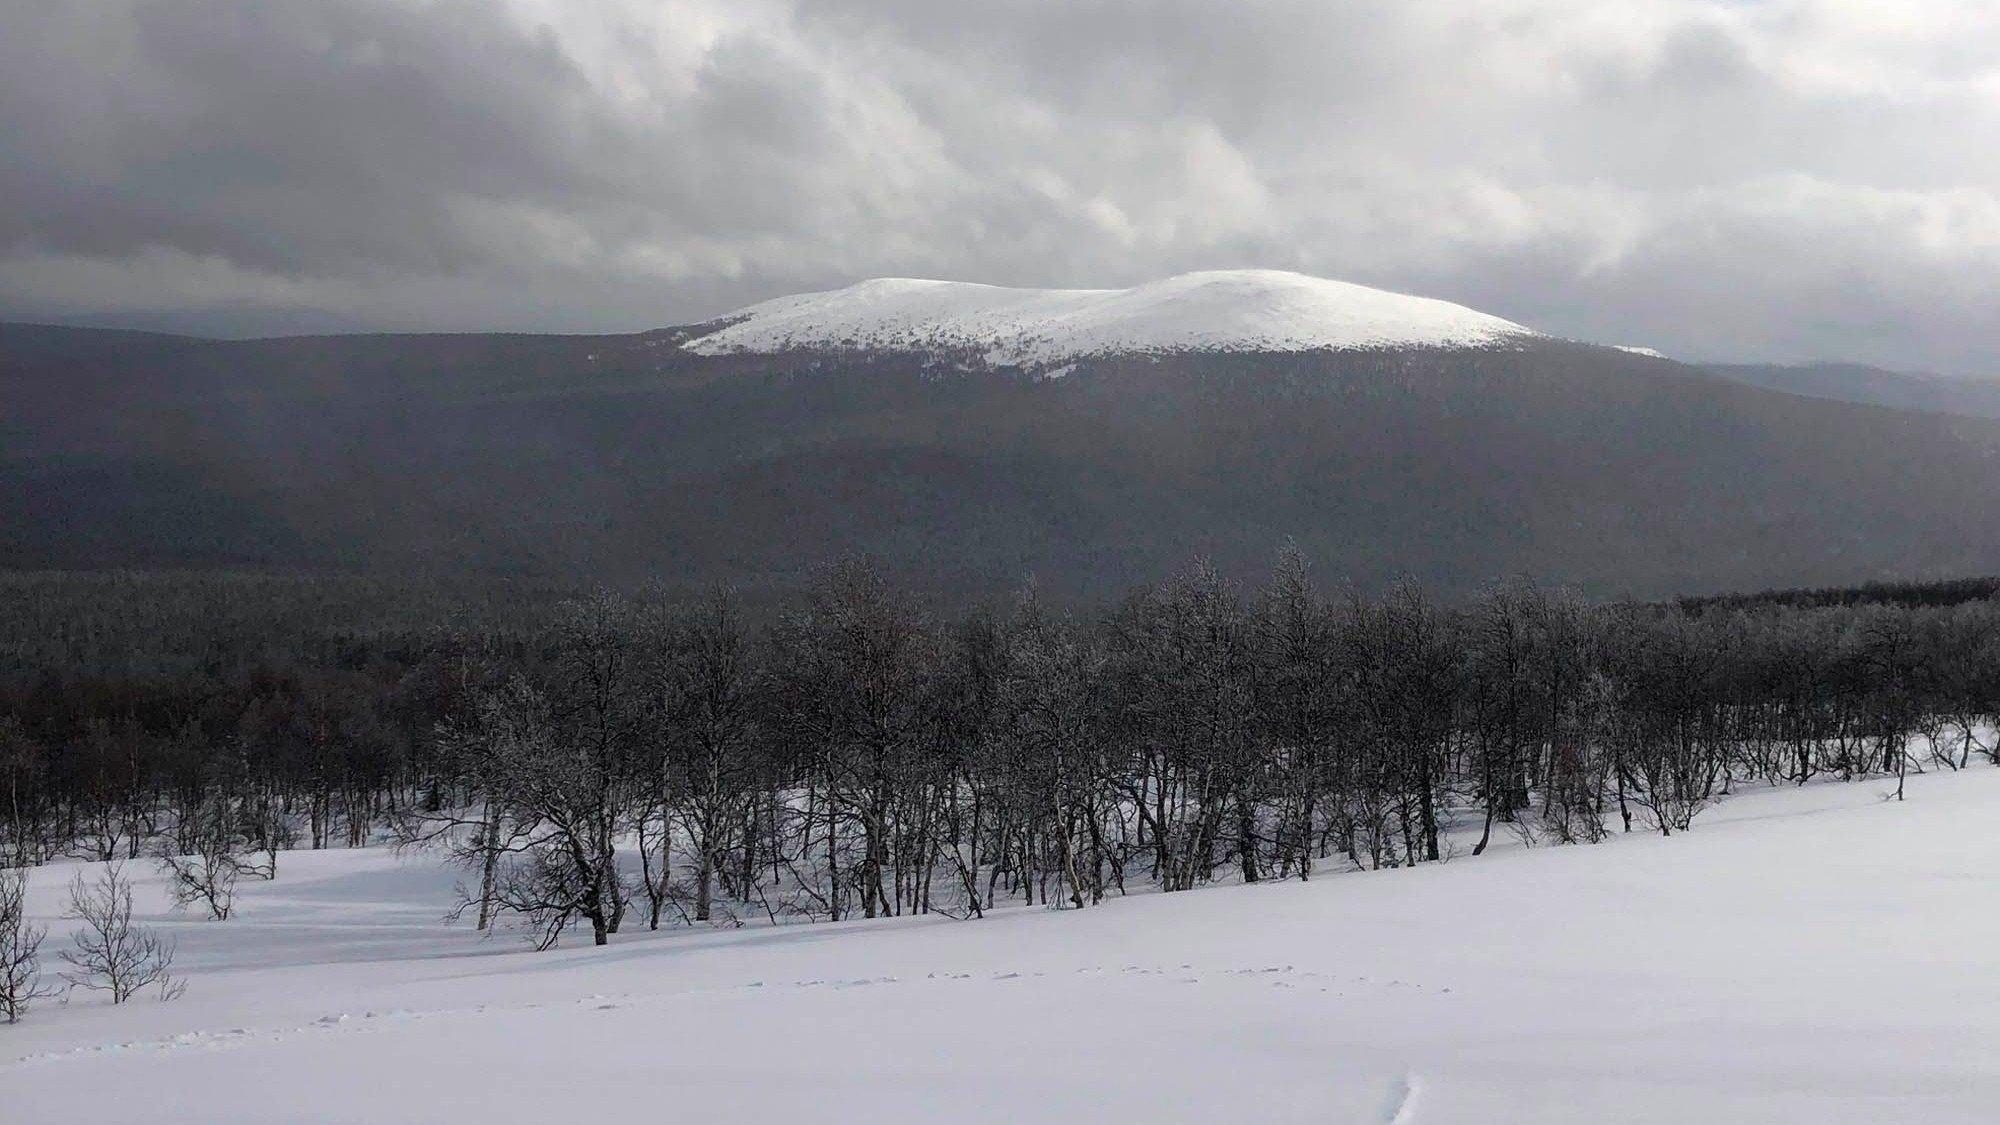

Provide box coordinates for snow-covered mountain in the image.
[681,269,1540,366]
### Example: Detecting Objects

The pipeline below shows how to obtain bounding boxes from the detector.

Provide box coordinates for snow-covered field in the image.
[682,269,1541,366]
[8,767,1998,1124]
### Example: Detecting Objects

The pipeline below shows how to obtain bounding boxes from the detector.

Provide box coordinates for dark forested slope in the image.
[1706,361,2000,420]
[8,322,2000,598]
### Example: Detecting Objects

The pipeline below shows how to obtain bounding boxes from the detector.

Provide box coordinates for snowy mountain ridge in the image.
[680,269,1542,367]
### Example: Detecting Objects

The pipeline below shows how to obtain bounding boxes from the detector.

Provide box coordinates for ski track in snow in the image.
[1383,1072,1422,1125]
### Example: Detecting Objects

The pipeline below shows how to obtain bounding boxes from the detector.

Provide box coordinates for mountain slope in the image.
[9,766,2000,1123]
[682,270,1539,366]
[8,274,2000,598]
[1707,361,2000,420]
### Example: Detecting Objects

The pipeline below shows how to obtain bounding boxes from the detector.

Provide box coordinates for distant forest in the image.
[1678,576,2000,611]
[2,561,1995,946]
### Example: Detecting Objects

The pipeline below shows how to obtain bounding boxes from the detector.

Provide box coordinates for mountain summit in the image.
[681,269,1540,366]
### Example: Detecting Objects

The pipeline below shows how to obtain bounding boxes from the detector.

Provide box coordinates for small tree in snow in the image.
[60,864,183,1003]
[158,797,246,920]
[1,867,57,1022]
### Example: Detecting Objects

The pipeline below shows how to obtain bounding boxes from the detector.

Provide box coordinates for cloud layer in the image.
[4,0,1999,371]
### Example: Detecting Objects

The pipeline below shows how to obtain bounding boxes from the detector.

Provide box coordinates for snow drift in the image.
[680,269,1541,366]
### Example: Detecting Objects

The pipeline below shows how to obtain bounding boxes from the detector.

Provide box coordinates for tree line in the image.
[2,559,1996,953]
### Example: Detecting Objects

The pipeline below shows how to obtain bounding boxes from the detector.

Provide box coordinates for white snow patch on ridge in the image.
[681,269,1541,366]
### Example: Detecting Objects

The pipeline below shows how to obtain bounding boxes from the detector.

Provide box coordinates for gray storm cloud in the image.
[2,0,1998,372]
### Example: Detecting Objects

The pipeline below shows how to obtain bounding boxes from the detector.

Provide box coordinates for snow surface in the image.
[9,768,2000,1123]
[680,270,1542,367]
[1614,344,1669,358]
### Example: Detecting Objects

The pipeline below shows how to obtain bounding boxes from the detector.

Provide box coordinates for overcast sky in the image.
[4,1,1999,372]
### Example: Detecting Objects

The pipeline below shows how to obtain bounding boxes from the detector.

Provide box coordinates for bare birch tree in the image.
[60,864,182,1003]
[1,867,58,1022]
